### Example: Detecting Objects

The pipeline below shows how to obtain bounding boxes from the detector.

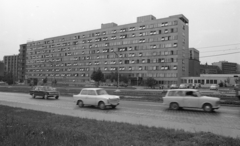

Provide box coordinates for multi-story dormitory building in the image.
[3,55,18,82]
[25,14,189,86]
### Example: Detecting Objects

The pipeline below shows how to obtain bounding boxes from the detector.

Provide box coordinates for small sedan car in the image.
[73,88,120,110]
[210,84,219,90]
[162,89,220,112]
[170,84,178,89]
[30,86,59,99]
[179,84,189,89]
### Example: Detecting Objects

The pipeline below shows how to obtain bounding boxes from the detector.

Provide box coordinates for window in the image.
[147,59,150,63]
[150,31,157,35]
[206,80,210,84]
[139,25,146,30]
[88,90,96,95]
[81,90,88,95]
[129,27,135,31]
[173,43,178,47]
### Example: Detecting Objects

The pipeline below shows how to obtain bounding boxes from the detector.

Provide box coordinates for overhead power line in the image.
[201,47,240,53]
[197,43,240,49]
[200,51,240,58]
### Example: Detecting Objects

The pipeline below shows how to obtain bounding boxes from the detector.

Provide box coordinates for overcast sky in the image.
[0,0,240,64]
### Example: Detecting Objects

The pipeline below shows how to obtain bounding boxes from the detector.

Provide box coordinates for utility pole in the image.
[112,51,120,92]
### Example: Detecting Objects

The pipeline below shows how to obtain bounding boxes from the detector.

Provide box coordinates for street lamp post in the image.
[112,51,120,91]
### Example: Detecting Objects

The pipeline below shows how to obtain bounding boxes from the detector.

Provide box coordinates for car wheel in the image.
[170,102,179,110]
[43,94,48,99]
[112,105,117,109]
[99,101,105,110]
[203,103,213,112]
[32,94,35,98]
[55,96,59,99]
[77,100,84,108]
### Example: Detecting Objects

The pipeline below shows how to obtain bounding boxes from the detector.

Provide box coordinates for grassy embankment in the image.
[0,105,240,146]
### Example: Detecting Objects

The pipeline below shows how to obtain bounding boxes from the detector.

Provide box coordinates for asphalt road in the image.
[0,92,240,138]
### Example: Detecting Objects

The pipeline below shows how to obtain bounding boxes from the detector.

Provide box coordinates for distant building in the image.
[237,64,240,74]
[182,74,240,87]
[18,44,27,82]
[3,55,18,82]
[212,61,237,74]
[200,64,221,74]
[0,61,4,78]
[189,48,200,76]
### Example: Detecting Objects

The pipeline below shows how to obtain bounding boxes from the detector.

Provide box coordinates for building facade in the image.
[18,44,27,82]
[25,14,189,85]
[182,74,240,87]
[200,64,221,74]
[189,48,200,77]
[3,55,18,82]
[212,61,237,74]
[0,61,4,78]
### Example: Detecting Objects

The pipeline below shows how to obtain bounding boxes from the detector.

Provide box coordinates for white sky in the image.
[0,0,240,64]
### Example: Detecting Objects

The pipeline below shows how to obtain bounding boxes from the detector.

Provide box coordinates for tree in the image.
[33,78,38,86]
[145,77,157,88]
[235,77,240,84]
[2,72,14,85]
[43,77,48,84]
[52,79,57,86]
[105,72,117,82]
[91,69,104,87]
[120,75,128,84]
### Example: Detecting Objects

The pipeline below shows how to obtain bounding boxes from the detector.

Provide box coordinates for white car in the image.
[210,84,219,90]
[162,89,220,112]
[73,88,120,110]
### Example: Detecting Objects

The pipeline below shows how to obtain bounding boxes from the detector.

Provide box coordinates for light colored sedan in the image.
[179,84,189,89]
[73,88,120,110]
[162,89,220,112]
[210,84,219,90]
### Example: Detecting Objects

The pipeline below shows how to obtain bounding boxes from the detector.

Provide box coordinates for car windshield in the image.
[96,89,108,95]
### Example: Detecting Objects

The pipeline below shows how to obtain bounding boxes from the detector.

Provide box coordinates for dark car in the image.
[30,86,59,99]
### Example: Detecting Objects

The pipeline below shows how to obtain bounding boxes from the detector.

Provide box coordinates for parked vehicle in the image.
[170,84,178,89]
[73,88,120,110]
[210,84,219,90]
[179,84,189,89]
[192,83,201,89]
[30,86,59,99]
[162,89,220,112]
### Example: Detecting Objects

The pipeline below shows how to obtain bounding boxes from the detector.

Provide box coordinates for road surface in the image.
[0,92,239,138]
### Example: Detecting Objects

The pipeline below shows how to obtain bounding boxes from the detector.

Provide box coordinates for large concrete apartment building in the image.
[18,44,27,82]
[3,55,18,82]
[25,14,189,85]
[0,61,4,78]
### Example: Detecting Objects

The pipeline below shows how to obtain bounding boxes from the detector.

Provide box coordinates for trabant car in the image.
[30,86,59,99]
[73,88,120,110]
[162,89,220,112]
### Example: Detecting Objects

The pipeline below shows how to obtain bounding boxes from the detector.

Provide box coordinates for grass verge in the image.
[0,105,239,146]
